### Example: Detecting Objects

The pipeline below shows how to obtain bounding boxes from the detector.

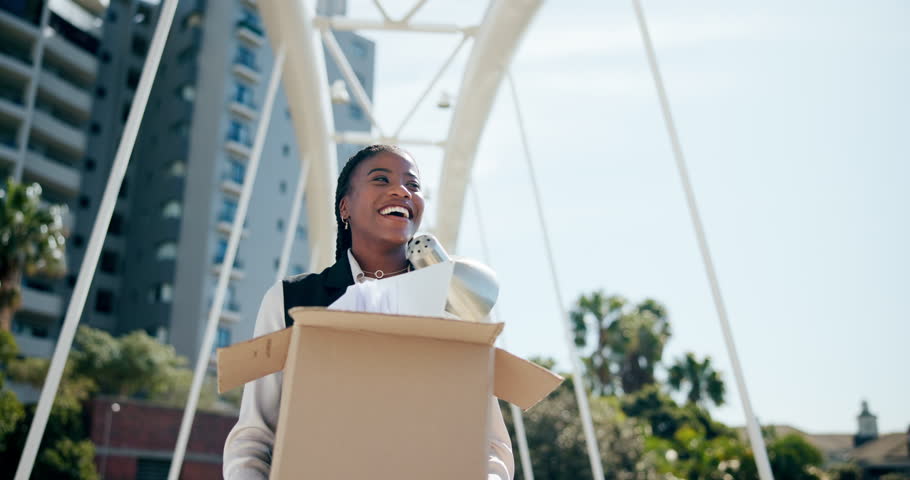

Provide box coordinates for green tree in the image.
[502,382,660,480]
[667,352,726,407]
[570,291,671,395]
[0,179,67,331]
[829,463,862,480]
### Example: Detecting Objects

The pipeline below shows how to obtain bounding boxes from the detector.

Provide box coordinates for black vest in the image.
[281,253,355,327]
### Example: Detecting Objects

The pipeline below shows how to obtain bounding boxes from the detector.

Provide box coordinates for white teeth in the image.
[380,206,410,218]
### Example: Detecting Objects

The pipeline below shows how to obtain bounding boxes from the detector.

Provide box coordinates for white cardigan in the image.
[222,251,514,479]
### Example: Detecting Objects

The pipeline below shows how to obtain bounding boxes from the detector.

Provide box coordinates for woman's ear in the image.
[339,196,349,220]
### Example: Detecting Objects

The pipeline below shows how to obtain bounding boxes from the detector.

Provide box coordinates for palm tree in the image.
[0,179,67,331]
[667,352,725,407]
[570,291,671,396]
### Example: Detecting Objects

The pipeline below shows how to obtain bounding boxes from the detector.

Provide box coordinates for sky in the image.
[342,0,909,434]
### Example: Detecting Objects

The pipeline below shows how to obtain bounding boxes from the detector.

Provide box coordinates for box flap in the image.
[288,307,503,345]
[216,326,293,393]
[494,348,564,410]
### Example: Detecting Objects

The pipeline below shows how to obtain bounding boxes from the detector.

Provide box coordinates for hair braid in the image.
[334,144,412,260]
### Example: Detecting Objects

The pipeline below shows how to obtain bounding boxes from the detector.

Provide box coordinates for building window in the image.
[100,50,111,63]
[90,122,101,134]
[216,327,232,349]
[108,213,124,236]
[214,237,228,263]
[226,159,245,184]
[79,196,90,208]
[84,157,96,171]
[131,35,148,56]
[276,219,284,232]
[279,181,286,193]
[100,250,119,273]
[218,198,237,223]
[156,242,177,260]
[95,86,106,98]
[352,41,367,58]
[292,264,304,275]
[296,225,306,240]
[227,119,252,146]
[168,160,186,177]
[118,181,128,199]
[178,45,197,63]
[148,283,173,303]
[349,104,362,119]
[234,45,256,70]
[233,82,254,107]
[95,289,114,313]
[282,144,289,156]
[73,235,85,247]
[126,68,140,90]
[162,200,182,219]
[170,121,189,138]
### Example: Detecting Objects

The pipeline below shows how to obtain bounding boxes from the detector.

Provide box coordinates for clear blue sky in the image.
[349,0,909,434]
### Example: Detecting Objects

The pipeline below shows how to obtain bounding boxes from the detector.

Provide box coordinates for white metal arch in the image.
[258,0,338,271]
[435,0,543,250]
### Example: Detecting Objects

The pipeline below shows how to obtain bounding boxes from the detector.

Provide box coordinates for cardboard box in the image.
[217,307,563,479]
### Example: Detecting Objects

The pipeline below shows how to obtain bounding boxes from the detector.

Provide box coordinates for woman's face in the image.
[340,151,425,248]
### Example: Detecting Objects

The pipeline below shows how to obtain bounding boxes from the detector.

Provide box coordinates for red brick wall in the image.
[89,397,238,480]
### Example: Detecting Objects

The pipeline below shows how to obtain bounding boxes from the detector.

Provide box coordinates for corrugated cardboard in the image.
[217,307,563,479]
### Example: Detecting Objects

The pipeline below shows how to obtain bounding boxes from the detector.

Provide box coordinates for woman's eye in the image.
[372,176,389,183]
[408,182,421,190]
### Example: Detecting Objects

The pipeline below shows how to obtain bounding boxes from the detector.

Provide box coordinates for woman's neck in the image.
[350,242,408,275]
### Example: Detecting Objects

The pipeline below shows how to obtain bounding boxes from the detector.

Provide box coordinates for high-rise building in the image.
[63,0,374,364]
[0,0,104,358]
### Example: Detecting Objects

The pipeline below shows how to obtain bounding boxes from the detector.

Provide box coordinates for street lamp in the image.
[99,402,120,480]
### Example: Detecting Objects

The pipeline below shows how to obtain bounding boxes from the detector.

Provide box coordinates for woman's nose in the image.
[391,183,411,198]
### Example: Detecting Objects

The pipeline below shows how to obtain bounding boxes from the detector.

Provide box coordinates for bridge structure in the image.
[12,1,774,480]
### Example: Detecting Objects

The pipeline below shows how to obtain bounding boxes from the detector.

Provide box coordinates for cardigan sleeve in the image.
[223,281,285,480]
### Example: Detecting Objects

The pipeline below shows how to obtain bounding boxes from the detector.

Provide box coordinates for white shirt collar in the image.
[347,249,373,283]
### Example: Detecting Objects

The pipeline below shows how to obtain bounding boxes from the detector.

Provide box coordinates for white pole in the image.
[468,183,535,480]
[276,158,310,281]
[12,0,51,182]
[13,1,180,478]
[628,2,774,479]
[505,73,605,480]
[166,46,287,480]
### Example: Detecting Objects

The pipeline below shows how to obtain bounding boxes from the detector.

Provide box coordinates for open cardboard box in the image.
[217,307,563,479]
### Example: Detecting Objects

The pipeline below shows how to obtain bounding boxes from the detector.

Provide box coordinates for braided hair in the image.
[334,144,413,260]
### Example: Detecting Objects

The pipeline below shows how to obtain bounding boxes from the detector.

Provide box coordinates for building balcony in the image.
[31,109,86,156]
[221,177,243,196]
[21,286,63,319]
[13,331,55,358]
[0,142,17,166]
[0,48,32,81]
[24,149,81,196]
[220,305,242,324]
[39,70,92,115]
[225,139,252,158]
[229,101,257,121]
[212,263,246,281]
[0,8,40,43]
[44,32,98,80]
[236,20,265,47]
[232,62,261,84]
[0,95,26,122]
[216,220,250,238]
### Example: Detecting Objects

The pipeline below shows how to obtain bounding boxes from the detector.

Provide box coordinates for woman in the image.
[223,145,514,479]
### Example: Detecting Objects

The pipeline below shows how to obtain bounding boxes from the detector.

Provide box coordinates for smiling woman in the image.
[222,145,515,479]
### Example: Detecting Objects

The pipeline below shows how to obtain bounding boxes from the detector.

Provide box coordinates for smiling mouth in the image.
[379,206,411,219]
